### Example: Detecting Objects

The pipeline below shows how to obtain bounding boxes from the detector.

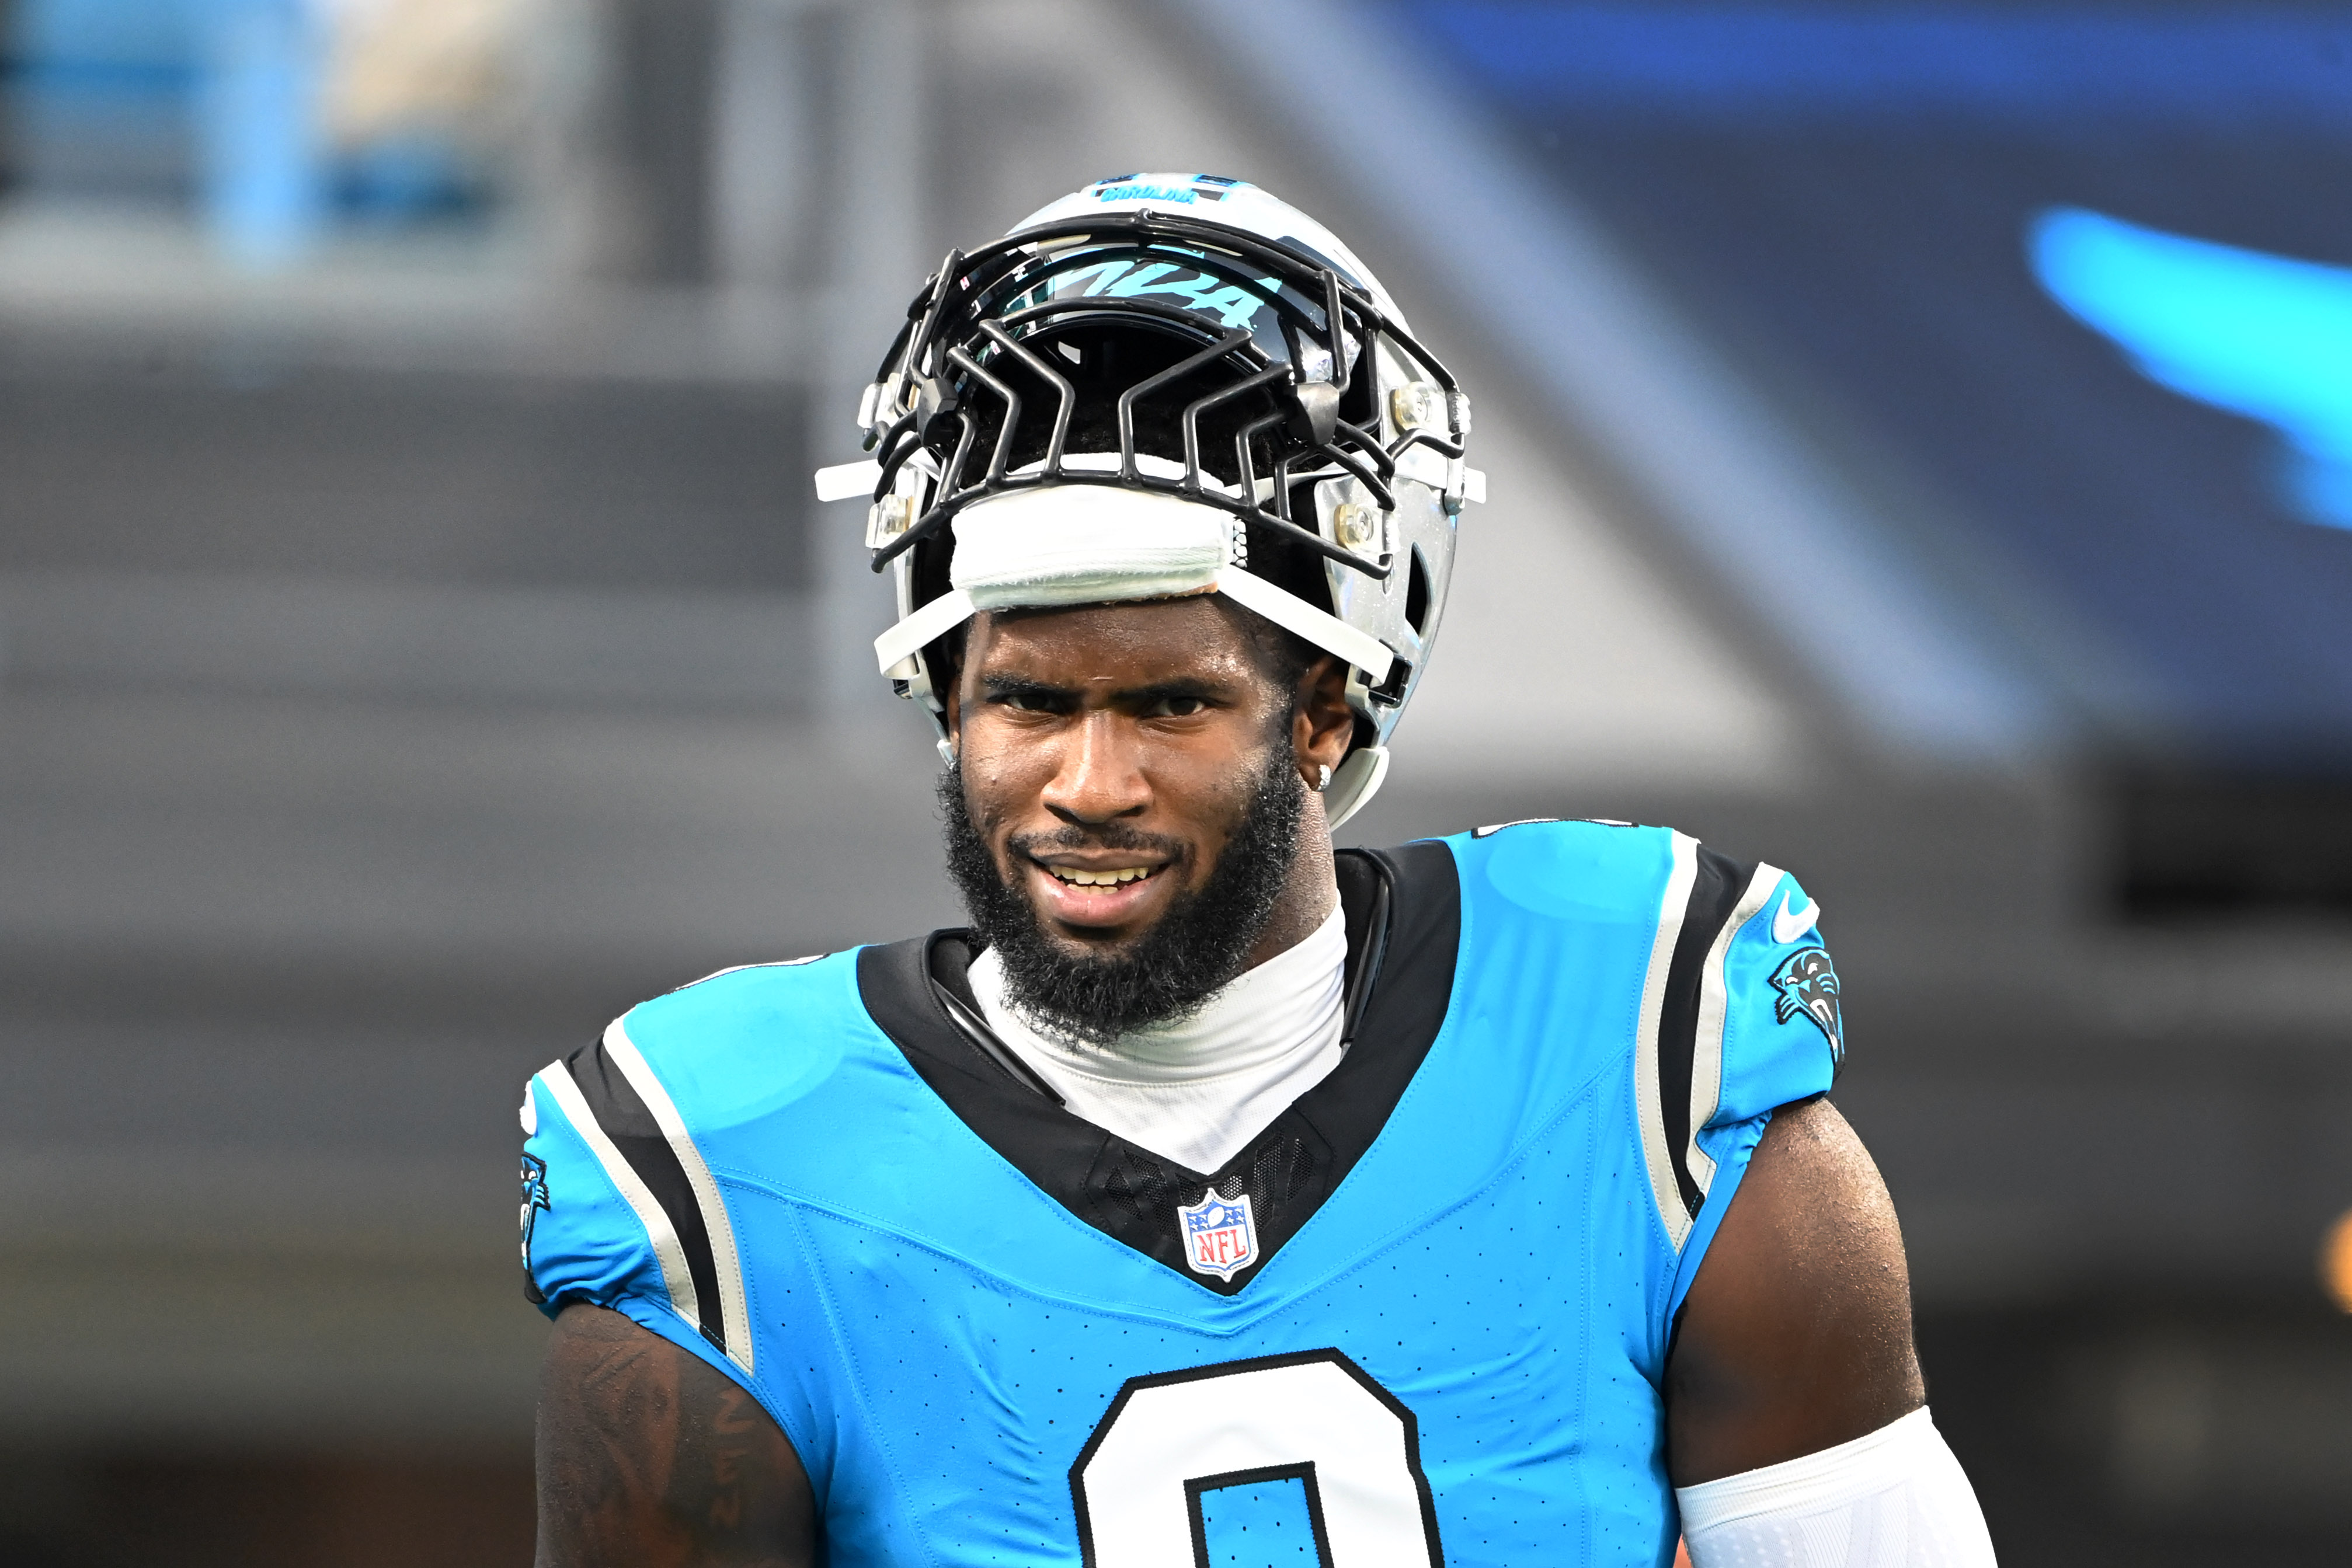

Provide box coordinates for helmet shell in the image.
[1011,175,1409,325]
[843,174,1478,823]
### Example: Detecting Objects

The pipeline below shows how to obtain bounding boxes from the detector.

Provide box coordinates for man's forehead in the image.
[970,597,1257,673]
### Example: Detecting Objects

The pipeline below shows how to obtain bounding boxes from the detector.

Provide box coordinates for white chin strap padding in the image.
[1321,745,1389,831]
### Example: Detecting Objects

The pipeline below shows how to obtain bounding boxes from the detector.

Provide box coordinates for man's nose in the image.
[1041,712,1149,825]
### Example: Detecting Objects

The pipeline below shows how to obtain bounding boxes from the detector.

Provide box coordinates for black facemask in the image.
[939,744,1305,1048]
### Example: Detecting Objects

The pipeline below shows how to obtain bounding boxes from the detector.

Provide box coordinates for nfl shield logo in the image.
[1177,1188,1258,1281]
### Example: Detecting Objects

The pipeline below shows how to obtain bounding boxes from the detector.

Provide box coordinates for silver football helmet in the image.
[814,174,1481,827]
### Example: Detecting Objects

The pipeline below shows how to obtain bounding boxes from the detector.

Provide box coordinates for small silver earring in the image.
[1315,764,1332,793]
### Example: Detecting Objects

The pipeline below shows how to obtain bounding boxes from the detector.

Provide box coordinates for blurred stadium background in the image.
[2,0,2350,1562]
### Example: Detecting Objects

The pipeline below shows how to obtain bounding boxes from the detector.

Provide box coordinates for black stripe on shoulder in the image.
[562,1037,726,1354]
[1656,845,1757,1219]
[1306,841,1460,1200]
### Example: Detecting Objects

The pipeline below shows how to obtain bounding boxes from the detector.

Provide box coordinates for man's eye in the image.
[1146,695,1207,717]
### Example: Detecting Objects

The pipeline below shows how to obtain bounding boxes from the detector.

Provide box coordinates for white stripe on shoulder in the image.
[535,1060,702,1332]
[1685,862,1786,1200]
[603,1019,754,1376]
[676,954,829,991]
[1635,831,1701,1251]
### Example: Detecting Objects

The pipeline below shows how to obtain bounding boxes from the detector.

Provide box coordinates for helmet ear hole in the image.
[1405,546,1434,637]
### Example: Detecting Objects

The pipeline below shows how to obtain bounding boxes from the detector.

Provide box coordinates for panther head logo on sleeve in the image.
[520,1153,551,1270]
[1770,947,1845,1069]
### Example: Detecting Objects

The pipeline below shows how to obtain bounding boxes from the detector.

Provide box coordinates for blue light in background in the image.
[195,0,326,269]
[1401,4,2352,127]
[10,0,481,251]
[2031,208,2352,534]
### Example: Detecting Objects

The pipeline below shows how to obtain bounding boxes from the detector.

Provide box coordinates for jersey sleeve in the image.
[518,1056,676,1323]
[1661,858,1844,1319]
[1706,863,1843,1131]
[518,1020,769,1409]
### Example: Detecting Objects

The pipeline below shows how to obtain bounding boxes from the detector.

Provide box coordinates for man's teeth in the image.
[1050,866,1156,887]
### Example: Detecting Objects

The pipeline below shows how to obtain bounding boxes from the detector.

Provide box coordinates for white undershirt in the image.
[965,905,1348,1173]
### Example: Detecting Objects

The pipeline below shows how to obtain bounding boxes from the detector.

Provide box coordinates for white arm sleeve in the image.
[1676,1407,1996,1567]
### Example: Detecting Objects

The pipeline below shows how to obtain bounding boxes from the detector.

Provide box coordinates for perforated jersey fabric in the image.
[520,823,1842,1568]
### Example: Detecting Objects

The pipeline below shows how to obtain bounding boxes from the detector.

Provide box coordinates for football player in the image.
[521,176,1997,1567]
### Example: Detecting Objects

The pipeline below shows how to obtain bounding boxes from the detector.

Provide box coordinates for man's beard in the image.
[939,747,1306,1048]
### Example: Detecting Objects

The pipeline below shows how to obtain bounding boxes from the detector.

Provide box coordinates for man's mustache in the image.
[1004,824,1189,860]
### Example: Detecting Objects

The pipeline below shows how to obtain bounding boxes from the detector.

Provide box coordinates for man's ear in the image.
[940,618,979,745]
[1293,656,1356,781]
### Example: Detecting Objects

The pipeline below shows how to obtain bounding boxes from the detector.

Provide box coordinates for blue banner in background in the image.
[1395,1,2352,759]
[1403,4,2352,127]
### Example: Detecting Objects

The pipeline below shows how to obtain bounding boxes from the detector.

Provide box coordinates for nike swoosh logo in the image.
[1772,890,1821,945]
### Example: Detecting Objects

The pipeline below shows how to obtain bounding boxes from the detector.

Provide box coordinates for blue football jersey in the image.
[519,823,1842,1568]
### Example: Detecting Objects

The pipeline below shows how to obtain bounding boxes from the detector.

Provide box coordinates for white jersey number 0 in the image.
[1069,1349,1445,1568]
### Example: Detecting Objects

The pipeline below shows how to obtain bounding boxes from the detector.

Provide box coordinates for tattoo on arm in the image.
[535,1305,816,1568]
